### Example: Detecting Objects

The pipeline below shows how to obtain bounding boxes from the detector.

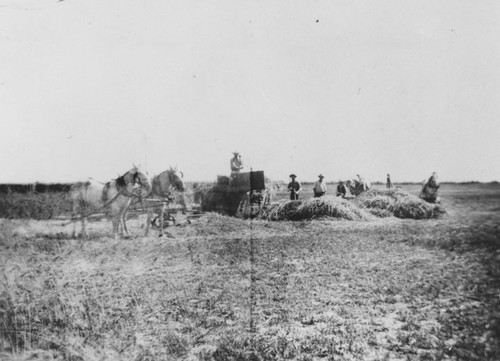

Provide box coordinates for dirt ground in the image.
[0,183,499,360]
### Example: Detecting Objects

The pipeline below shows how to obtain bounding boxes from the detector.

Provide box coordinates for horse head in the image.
[132,169,152,195]
[115,167,151,197]
[168,166,185,192]
[117,167,139,186]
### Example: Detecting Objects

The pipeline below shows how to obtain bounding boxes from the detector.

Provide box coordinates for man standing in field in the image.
[313,174,327,197]
[230,152,244,176]
[386,173,393,189]
[287,174,301,200]
[420,172,440,203]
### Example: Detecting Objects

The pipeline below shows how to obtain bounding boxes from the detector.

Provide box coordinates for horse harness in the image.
[104,172,147,206]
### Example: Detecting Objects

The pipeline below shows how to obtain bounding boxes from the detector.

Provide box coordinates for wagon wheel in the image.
[151,216,161,228]
[237,191,266,218]
[151,212,176,228]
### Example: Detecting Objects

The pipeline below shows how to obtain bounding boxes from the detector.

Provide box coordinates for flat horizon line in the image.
[0,180,498,185]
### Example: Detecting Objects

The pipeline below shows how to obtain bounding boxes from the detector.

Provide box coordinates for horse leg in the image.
[159,202,166,237]
[72,216,78,238]
[117,216,124,236]
[81,216,89,239]
[179,193,187,214]
[111,214,120,239]
[145,208,152,236]
[72,202,81,238]
[122,211,130,237]
[114,219,120,239]
[110,203,124,239]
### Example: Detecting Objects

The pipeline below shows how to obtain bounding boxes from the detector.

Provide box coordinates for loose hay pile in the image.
[259,188,446,221]
[259,196,372,221]
[354,188,446,220]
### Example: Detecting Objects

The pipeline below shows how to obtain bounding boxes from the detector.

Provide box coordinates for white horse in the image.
[71,167,151,239]
[145,167,185,236]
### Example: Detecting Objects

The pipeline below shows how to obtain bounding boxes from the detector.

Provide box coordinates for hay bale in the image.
[359,195,397,211]
[354,188,445,219]
[393,198,436,219]
[355,188,410,200]
[259,196,371,221]
[260,200,302,221]
[366,208,394,218]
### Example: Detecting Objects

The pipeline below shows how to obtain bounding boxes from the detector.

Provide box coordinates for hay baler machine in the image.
[201,171,270,217]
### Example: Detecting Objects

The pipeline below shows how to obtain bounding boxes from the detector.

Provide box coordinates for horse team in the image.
[70,166,184,239]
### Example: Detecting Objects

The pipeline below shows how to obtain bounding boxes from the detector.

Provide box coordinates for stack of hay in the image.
[257,188,445,221]
[258,196,371,221]
[353,188,445,220]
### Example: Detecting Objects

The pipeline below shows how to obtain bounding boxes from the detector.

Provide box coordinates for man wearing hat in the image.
[287,174,301,200]
[336,180,348,198]
[313,174,327,198]
[230,152,244,175]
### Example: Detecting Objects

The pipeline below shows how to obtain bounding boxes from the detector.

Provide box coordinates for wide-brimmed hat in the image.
[232,151,240,155]
[318,174,324,178]
[289,174,297,178]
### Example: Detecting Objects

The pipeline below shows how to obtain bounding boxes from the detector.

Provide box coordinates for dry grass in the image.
[0,184,499,360]
[0,192,72,220]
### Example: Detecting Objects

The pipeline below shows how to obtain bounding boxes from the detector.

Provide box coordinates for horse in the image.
[144,167,185,236]
[71,167,151,239]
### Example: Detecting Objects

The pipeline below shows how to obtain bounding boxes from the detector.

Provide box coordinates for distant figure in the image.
[230,152,244,176]
[336,180,347,198]
[287,174,301,200]
[427,172,438,187]
[356,174,370,193]
[386,173,393,189]
[420,172,440,203]
[313,174,327,198]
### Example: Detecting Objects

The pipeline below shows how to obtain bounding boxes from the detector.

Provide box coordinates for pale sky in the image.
[1,0,499,183]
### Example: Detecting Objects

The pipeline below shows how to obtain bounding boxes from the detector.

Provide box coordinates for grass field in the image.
[1,183,499,360]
